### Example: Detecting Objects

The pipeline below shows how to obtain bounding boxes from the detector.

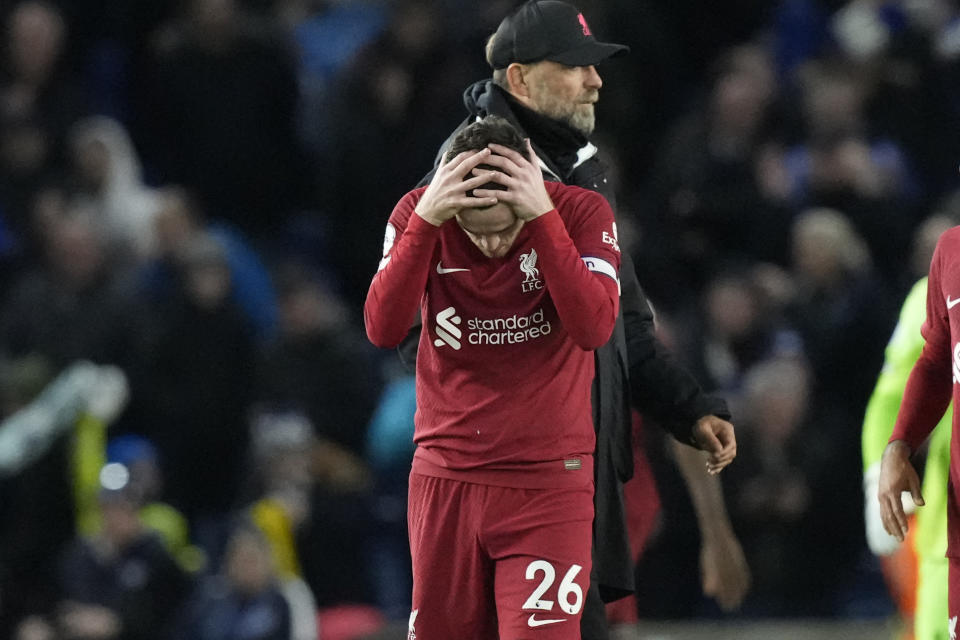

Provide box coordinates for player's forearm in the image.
[862,370,913,469]
[672,438,733,536]
[364,215,440,348]
[528,211,619,349]
[890,347,952,452]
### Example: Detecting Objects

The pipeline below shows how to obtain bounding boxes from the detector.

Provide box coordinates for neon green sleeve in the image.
[72,412,107,537]
[861,278,929,470]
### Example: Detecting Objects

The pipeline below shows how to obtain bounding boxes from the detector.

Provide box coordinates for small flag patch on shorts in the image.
[564,458,582,470]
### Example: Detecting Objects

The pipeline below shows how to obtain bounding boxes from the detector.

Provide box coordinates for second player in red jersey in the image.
[880,225,960,633]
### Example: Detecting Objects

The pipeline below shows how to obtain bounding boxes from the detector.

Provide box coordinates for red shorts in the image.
[407,472,594,640]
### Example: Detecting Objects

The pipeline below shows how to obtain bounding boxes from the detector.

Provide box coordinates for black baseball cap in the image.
[488,1,629,70]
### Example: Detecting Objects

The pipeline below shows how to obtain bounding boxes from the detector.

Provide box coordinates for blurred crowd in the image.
[0,0,959,638]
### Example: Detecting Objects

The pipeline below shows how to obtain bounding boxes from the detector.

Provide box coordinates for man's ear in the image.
[505,63,531,99]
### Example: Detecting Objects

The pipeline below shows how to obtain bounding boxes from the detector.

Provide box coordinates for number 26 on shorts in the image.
[522,560,584,615]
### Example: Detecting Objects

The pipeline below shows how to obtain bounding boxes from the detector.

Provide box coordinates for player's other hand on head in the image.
[415,148,500,226]
[878,440,924,543]
[476,139,554,221]
[692,415,736,474]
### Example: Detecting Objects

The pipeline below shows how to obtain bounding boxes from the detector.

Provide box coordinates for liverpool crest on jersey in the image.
[520,248,542,293]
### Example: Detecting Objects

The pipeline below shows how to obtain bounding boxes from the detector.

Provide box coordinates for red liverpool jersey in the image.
[365,181,621,488]
[891,225,960,557]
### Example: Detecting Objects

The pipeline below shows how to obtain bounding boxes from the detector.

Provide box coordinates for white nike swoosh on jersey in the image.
[527,614,565,628]
[437,262,470,274]
[949,296,960,309]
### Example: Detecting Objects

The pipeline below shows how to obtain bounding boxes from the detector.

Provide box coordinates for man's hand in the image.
[878,440,924,542]
[475,139,554,221]
[671,439,750,610]
[863,461,909,556]
[415,149,501,226]
[691,415,736,474]
[700,527,751,611]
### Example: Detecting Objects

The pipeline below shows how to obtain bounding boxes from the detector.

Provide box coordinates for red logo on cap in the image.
[578,13,592,36]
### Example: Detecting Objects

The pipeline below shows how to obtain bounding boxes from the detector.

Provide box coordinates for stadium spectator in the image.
[0,1,87,234]
[779,62,918,281]
[139,186,278,344]
[256,261,381,460]
[69,116,160,263]
[789,207,896,428]
[254,263,382,606]
[786,207,896,612]
[137,233,256,564]
[54,461,191,640]
[271,0,389,157]
[172,521,291,640]
[245,410,319,640]
[0,204,143,370]
[720,356,826,614]
[673,268,803,399]
[828,0,960,198]
[326,0,478,308]
[649,43,790,300]
[0,359,128,637]
[66,116,161,262]
[96,436,204,574]
[138,0,308,237]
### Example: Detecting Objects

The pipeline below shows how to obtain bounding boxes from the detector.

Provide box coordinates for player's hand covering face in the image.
[474,139,555,221]
[415,148,501,227]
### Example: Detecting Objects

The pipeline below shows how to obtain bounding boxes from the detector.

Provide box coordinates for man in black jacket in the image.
[399,1,746,637]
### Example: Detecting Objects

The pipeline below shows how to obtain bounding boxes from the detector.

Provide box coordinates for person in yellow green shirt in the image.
[863,277,950,640]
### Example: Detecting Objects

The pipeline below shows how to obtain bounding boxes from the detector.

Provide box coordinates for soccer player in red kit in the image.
[364,115,620,639]
[879,225,960,636]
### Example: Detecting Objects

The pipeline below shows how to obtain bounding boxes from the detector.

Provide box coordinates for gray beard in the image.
[569,109,595,137]
[547,105,595,137]
[532,89,596,137]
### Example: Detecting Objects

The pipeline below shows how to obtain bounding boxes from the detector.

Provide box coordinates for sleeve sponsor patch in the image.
[602,222,620,252]
[582,256,620,294]
[382,223,396,257]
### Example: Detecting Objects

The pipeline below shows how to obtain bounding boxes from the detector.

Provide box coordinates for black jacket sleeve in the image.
[621,252,730,442]
[397,314,421,371]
